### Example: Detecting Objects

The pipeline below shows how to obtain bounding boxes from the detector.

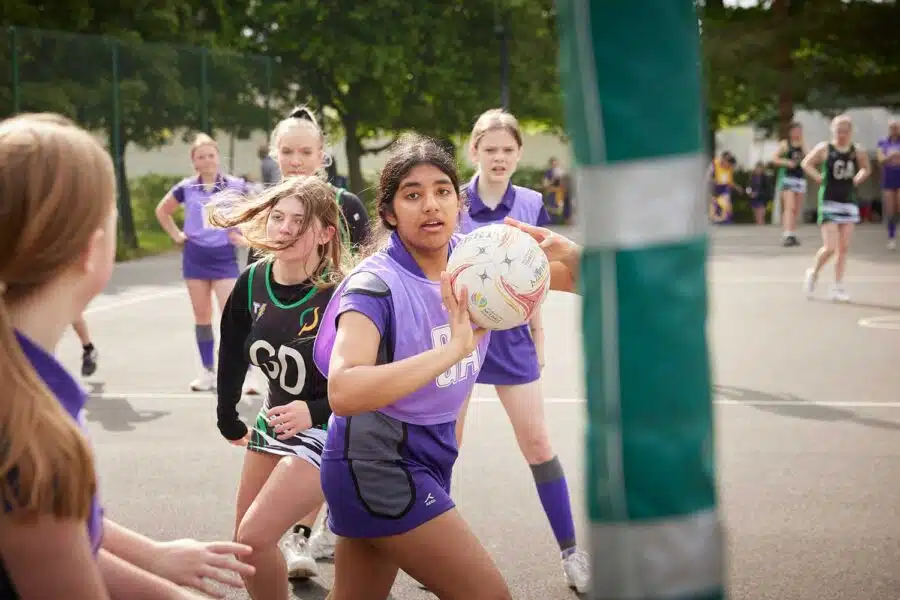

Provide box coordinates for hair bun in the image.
[288,107,315,122]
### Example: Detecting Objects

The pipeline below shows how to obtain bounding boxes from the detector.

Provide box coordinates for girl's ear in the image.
[318,224,336,245]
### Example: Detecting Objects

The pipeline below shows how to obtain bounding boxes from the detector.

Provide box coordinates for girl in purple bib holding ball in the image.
[312,135,512,599]
[456,109,590,593]
[155,134,248,392]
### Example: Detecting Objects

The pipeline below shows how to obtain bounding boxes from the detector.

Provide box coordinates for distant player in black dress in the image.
[801,114,871,302]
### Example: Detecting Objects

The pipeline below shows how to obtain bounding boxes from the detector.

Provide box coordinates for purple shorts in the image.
[321,412,457,538]
[182,240,239,281]
[883,169,900,191]
[476,324,541,386]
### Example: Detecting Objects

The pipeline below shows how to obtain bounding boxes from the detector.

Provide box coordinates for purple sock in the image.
[888,218,897,240]
[531,456,577,555]
[195,324,215,370]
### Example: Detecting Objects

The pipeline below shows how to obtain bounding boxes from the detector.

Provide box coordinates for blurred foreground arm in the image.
[503,217,581,294]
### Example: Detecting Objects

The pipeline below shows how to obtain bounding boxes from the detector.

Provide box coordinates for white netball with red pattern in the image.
[447,223,551,331]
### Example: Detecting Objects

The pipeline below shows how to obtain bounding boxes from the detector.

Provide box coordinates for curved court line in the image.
[857,315,900,331]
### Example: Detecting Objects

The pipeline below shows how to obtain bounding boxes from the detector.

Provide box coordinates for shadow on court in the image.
[84,382,170,432]
[715,385,900,431]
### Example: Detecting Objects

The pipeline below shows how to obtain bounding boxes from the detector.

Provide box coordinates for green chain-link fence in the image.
[2,26,285,250]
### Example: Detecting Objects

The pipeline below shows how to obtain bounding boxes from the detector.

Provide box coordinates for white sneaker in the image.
[803,268,817,299]
[888,240,897,251]
[189,368,215,392]
[281,531,317,579]
[563,549,590,594]
[827,283,850,303]
[308,509,337,560]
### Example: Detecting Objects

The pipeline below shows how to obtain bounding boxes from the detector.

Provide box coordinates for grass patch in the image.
[115,174,183,262]
[116,228,177,262]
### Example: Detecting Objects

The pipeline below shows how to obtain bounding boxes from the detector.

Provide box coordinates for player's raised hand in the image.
[503,217,580,265]
[440,272,488,357]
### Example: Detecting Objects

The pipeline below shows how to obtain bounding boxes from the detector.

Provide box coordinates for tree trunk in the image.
[342,112,366,196]
[111,123,138,249]
[774,0,794,139]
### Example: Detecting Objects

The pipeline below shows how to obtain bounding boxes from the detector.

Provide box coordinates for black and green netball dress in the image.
[217,260,335,468]
[818,144,860,225]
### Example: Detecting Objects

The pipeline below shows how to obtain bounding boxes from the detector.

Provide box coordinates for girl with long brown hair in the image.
[211,176,348,599]
[0,113,255,600]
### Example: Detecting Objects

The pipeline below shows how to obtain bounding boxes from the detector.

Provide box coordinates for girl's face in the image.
[834,121,853,146]
[191,144,219,177]
[277,128,323,177]
[387,164,461,254]
[789,126,803,145]
[266,195,334,264]
[470,128,522,186]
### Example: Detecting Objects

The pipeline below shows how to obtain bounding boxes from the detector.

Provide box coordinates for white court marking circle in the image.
[857,315,900,331]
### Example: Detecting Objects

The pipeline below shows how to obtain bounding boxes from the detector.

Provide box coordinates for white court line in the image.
[84,289,185,315]
[85,392,900,409]
[858,315,900,331]
[710,275,900,284]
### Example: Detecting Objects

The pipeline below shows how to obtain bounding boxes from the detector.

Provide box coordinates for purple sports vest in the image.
[15,332,104,554]
[179,175,246,247]
[878,137,900,188]
[458,183,545,233]
[313,241,491,425]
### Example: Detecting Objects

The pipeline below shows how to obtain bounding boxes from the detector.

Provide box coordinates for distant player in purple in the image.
[0,113,254,600]
[876,118,900,251]
[456,109,590,593]
[312,135,511,599]
[155,133,247,392]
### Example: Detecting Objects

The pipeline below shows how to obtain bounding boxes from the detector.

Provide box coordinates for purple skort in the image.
[182,240,239,281]
[322,411,458,538]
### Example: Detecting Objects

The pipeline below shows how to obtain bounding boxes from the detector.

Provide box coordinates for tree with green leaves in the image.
[700,0,900,140]
[238,0,563,194]
[1,0,269,249]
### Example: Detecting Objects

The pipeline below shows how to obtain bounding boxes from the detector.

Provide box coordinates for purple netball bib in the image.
[15,332,104,554]
[459,177,548,234]
[314,242,490,425]
[879,137,900,188]
[456,179,547,386]
[173,174,246,247]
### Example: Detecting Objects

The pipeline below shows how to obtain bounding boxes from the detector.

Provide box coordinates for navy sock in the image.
[195,324,214,370]
[531,456,577,555]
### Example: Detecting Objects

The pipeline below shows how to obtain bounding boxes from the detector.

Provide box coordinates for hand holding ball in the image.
[446,224,551,331]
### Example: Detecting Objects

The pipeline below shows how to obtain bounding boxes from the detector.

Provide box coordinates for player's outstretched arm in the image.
[503,217,581,295]
[101,519,254,599]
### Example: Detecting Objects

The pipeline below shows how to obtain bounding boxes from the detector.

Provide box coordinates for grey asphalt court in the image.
[59,224,900,600]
